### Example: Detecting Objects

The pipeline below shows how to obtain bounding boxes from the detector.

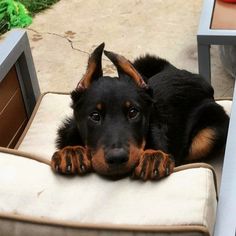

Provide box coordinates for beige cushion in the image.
[0,92,231,236]
[0,150,217,236]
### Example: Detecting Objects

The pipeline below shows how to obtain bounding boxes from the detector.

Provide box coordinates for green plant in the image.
[20,0,60,15]
[0,0,60,35]
[0,0,32,34]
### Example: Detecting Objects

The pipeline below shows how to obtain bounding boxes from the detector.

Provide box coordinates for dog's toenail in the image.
[165,167,170,175]
[154,169,158,176]
[80,164,85,172]
[140,171,145,179]
[55,165,59,172]
[66,165,71,173]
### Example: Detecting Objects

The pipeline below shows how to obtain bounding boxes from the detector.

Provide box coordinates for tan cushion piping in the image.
[215,97,232,101]
[0,146,50,165]
[0,212,210,236]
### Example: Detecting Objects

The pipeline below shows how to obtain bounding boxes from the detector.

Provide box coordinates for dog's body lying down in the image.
[51,43,229,180]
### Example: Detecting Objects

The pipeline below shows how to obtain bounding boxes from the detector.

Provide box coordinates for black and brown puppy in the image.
[51,43,229,180]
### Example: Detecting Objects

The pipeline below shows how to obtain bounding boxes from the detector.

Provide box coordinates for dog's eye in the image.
[128,107,140,120]
[89,112,101,123]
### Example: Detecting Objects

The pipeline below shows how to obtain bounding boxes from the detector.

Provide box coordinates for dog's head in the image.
[71,43,153,178]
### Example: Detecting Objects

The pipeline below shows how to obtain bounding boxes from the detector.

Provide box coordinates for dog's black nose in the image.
[106,148,128,166]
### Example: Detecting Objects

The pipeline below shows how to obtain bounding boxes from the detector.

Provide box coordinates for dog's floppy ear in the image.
[76,43,105,91]
[104,50,148,89]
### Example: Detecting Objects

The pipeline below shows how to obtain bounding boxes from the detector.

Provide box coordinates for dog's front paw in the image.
[51,146,92,175]
[132,150,175,181]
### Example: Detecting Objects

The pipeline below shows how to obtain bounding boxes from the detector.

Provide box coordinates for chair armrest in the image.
[0,29,40,148]
[0,29,40,117]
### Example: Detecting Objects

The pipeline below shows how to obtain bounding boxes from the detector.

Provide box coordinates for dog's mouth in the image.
[101,163,137,179]
[91,156,136,178]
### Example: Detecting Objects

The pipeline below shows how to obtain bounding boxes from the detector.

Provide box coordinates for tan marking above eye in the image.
[96,103,103,110]
[125,101,131,108]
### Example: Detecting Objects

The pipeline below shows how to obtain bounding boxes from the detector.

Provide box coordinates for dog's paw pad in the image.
[132,150,175,181]
[51,146,91,175]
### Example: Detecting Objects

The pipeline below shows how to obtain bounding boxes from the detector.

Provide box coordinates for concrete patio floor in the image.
[17,0,236,97]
